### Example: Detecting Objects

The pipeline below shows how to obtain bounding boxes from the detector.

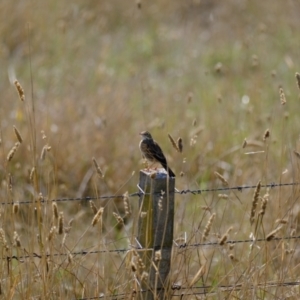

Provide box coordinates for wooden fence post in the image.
[137,169,175,299]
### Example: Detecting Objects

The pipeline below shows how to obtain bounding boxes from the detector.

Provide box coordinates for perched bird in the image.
[139,131,175,177]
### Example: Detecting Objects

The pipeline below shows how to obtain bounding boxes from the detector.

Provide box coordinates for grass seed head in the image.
[62,233,67,246]
[40,145,49,161]
[13,231,21,247]
[92,157,104,178]
[177,137,183,153]
[158,196,163,211]
[250,180,261,225]
[141,271,148,282]
[113,212,124,225]
[276,218,288,224]
[13,126,23,143]
[7,142,20,162]
[0,228,9,251]
[123,191,131,216]
[58,212,64,234]
[259,192,269,216]
[279,87,286,105]
[48,226,56,241]
[92,207,104,227]
[295,72,300,90]
[137,256,145,270]
[203,213,216,241]
[131,260,137,272]
[214,171,229,186]
[201,206,211,211]
[155,250,161,261]
[52,202,59,220]
[89,200,98,215]
[29,167,35,182]
[14,80,25,101]
[168,133,179,152]
[219,227,232,246]
[8,173,12,192]
[263,129,270,141]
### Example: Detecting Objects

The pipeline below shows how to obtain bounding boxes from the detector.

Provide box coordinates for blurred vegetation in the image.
[1,0,300,197]
[1,0,300,298]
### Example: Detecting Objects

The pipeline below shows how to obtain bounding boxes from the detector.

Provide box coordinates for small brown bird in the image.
[139,131,175,177]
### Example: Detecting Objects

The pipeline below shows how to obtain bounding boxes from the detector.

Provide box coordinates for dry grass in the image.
[1,0,300,299]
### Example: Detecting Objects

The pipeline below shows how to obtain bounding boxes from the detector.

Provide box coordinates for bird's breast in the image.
[140,140,155,162]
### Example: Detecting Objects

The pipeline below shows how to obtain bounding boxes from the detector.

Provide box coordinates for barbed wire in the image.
[76,279,300,299]
[2,247,132,262]
[0,192,140,206]
[171,280,300,297]
[176,181,300,195]
[3,234,300,263]
[1,181,299,206]
[177,234,300,249]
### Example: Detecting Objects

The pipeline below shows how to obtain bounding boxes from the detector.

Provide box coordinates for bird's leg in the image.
[142,158,151,171]
[143,159,157,173]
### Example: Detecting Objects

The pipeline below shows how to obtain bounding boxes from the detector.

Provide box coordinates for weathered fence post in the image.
[137,169,175,299]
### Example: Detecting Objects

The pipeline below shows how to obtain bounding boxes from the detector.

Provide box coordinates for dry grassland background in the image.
[1,0,300,298]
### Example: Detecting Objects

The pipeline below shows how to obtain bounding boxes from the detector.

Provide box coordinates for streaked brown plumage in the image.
[139,131,175,177]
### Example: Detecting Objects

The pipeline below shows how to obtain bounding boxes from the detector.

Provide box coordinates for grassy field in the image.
[1,0,300,298]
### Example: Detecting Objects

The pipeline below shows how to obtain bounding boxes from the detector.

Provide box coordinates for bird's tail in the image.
[161,161,175,177]
[167,166,176,177]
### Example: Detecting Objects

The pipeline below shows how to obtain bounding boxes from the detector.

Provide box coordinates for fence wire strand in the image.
[1,181,299,206]
[76,280,300,299]
[177,234,300,249]
[2,234,300,262]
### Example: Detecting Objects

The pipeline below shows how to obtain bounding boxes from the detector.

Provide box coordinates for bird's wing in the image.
[151,141,167,165]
